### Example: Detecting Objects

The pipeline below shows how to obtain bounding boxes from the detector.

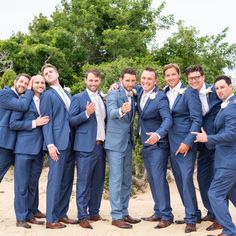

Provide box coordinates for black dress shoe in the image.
[112,219,132,229]
[141,214,161,222]
[123,215,141,224]
[185,223,196,233]
[206,222,223,231]
[16,221,31,229]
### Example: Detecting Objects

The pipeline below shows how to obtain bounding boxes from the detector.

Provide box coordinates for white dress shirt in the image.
[166,82,182,110]
[199,83,210,116]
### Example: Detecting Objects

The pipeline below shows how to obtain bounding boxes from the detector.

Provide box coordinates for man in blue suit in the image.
[163,63,202,233]
[40,64,77,229]
[105,68,141,229]
[137,68,173,229]
[10,75,49,228]
[193,75,236,236]
[69,69,106,229]
[186,65,222,231]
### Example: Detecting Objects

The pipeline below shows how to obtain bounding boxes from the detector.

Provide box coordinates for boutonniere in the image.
[221,101,229,109]
[206,86,213,95]
[64,86,71,94]
[177,88,186,95]
[149,91,158,100]
[132,88,137,96]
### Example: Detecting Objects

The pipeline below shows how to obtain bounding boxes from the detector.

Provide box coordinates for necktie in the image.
[140,92,148,110]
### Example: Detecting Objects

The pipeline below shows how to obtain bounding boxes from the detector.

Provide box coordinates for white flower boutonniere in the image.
[206,86,213,95]
[64,86,71,94]
[221,101,229,109]
[100,91,108,100]
[132,88,137,96]
[149,92,158,100]
[177,88,187,95]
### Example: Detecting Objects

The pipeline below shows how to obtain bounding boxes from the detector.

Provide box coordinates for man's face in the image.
[215,79,233,101]
[187,71,205,91]
[42,67,59,85]
[14,76,29,95]
[120,73,136,91]
[140,70,157,92]
[85,73,101,92]
[32,75,46,95]
[164,67,180,88]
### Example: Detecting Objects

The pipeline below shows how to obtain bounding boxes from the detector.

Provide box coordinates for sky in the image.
[0,0,235,74]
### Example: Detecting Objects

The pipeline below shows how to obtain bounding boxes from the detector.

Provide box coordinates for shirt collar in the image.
[170,81,182,92]
[199,83,207,95]
[86,88,98,97]
[11,87,20,97]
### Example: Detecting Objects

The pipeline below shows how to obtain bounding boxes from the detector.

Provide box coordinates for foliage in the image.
[0,69,16,88]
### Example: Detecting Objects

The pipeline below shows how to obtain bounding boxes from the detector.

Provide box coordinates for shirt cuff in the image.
[32,120,36,128]
[47,144,54,148]
[119,108,125,118]
[154,132,161,140]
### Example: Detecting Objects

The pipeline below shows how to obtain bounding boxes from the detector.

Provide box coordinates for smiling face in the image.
[14,75,30,95]
[187,71,205,91]
[42,66,59,86]
[164,67,180,88]
[85,72,101,92]
[215,79,233,101]
[120,73,136,91]
[32,75,46,96]
[140,70,157,92]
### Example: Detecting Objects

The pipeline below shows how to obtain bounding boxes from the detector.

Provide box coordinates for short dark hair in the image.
[185,64,204,77]
[15,73,31,82]
[163,63,180,76]
[41,63,58,75]
[214,75,232,85]
[120,68,136,79]
[143,67,158,79]
[85,69,101,79]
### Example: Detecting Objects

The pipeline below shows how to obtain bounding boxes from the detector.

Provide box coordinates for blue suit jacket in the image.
[137,86,172,148]
[0,87,34,150]
[9,100,44,155]
[40,88,71,151]
[69,90,106,152]
[207,95,236,169]
[165,84,202,152]
[104,87,135,152]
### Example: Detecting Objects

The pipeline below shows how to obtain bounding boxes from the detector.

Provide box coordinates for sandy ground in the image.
[0,167,235,236]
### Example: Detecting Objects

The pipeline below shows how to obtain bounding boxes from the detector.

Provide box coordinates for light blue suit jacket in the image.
[40,88,71,151]
[137,86,172,148]
[0,87,34,150]
[165,84,202,152]
[104,87,135,152]
[207,95,236,169]
[9,100,43,155]
[69,90,106,152]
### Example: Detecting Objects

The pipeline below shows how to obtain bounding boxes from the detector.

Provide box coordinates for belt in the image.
[96,140,104,145]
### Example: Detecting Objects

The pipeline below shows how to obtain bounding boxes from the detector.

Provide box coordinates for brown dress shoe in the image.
[16,221,31,229]
[46,222,66,229]
[141,214,161,222]
[58,217,78,224]
[155,219,173,229]
[185,223,196,233]
[79,219,93,229]
[202,215,215,222]
[206,222,223,231]
[34,211,46,219]
[112,219,133,229]
[27,217,45,225]
[89,214,108,221]
[123,215,141,224]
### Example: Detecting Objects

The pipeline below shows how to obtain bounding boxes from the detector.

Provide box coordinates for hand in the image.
[109,83,119,91]
[86,101,96,116]
[48,145,60,161]
[27,77,33,90]
[121,102,131,114]
[175,143,190,157]
[35,116,49,127]
[192,127,208,143]
[145,132,160,145]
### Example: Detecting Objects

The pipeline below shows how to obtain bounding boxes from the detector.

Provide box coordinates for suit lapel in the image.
[172,83,185,109]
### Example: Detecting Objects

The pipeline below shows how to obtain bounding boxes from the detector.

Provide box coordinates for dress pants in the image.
[76,144,105,220]
[14,153,44,221]
[46,142,75,223]
[0,148,14,182]
[142,145,173,221]
[106,142,132,220]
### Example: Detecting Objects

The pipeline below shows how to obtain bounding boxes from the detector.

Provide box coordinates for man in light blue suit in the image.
[40,64,76,229]
[194,75,236,236]
[10,75,49,228]
[163,63,202,233]
[186,65,222,231]
[105,68,141,229]
[69,69,106,229]
[0,74,33,182]
[136,68,173,229]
